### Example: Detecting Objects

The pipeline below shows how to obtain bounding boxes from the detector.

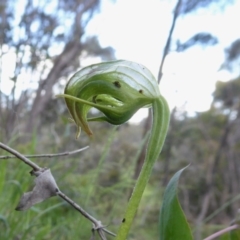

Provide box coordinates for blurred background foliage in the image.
[0,0,240,239]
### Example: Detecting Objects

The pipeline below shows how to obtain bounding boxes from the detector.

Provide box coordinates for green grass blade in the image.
[159,166,193,240]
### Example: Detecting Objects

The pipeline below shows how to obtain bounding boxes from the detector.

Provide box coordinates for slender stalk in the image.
[203,194,240,224]
[116,96,170,239]
[133,0,182,182]
[203,224,239,240]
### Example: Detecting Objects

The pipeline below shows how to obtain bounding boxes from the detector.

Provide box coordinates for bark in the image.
[27,40,83,133]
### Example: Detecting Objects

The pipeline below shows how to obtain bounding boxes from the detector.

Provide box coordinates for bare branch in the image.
[97,230,107,240]
[0,146,89,159]
[157,0,182,83]
[101,228,116,237]
[0,142,115,239]
[57,190,116,238]
[0,142,41,171]
[56,190,97,223]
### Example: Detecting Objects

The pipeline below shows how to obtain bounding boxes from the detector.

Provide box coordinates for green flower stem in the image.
[116,96,170,240]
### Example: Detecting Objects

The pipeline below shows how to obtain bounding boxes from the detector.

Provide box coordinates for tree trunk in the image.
[26,0,99,135]
[26,41,82,134]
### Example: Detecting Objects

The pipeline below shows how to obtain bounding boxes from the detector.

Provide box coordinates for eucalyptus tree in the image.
[0,0,115,140]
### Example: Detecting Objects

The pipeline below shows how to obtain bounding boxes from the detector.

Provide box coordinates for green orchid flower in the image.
[57,59,170,239]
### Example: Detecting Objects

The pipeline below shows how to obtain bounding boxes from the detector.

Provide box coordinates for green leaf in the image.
[159,166,193,240]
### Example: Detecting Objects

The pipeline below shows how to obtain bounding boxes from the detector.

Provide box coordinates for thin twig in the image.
[57,190,116,237]
[203,224,239,240]
[0,142,115,240]
[0,146,89,159]
[57,190,98,223]
[101,227,116,237]
[157,0,182,83]
[0,142,41,171]
[98,230,107,240]
[133,0,182,180]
